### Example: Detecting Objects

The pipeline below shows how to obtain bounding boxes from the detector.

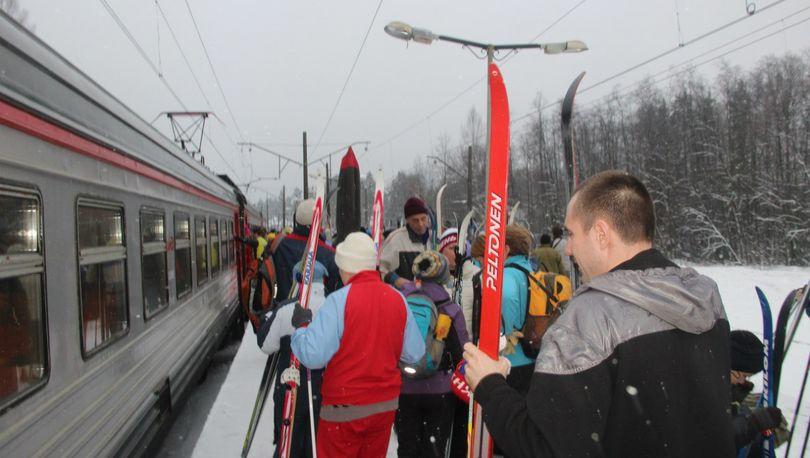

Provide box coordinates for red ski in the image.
[278,176,325,458]
[370,169,385,268]
[468,62,511,458]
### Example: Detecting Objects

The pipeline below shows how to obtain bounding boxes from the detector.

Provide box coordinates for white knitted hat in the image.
[295,199,315,226]
[335,232,377,273]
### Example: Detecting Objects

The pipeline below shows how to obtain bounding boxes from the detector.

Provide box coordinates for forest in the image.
[262,51,809,266]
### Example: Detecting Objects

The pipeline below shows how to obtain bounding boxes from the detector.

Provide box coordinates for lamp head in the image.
[543,40,588,54]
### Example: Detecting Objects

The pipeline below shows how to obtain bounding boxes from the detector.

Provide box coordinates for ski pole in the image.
[785,353,809,457]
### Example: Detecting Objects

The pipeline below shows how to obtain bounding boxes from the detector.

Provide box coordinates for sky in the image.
[18,0,810,202]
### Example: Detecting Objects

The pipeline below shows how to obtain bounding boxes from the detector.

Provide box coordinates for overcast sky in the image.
[21,0,810,202]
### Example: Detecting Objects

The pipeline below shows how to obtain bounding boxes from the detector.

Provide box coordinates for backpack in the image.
[507,264,572,358]
[400,292,452,379]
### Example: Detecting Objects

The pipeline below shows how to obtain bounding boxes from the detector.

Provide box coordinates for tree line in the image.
[375,51,810,266]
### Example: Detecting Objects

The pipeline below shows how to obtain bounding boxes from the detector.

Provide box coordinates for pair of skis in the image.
[751,280,809,458]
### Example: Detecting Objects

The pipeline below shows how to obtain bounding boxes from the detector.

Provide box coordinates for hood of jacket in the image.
[585,266,725,335]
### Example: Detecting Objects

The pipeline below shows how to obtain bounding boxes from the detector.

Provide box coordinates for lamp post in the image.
[384,21,587,197]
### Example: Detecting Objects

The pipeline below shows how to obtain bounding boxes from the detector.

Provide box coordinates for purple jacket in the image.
[400,281,470,395]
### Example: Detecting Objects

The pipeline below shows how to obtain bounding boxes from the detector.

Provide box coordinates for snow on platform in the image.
[192,333,274,457]
[192,265,809,457]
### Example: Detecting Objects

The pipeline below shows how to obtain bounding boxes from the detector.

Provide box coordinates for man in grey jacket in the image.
[380,196,431,290]
[463,170,735,457]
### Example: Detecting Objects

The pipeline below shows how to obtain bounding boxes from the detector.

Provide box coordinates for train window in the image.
[195,216,208,285]
[0,189,47,409]
[174,212,192,299]
[77,200,128,357]
[141,209,168,318]
[226,222,234,266]
[219,219,228,266]
[210,219,220,276]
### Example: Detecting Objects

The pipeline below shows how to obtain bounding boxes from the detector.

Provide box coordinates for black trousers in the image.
[395,392,457,458]
[447,396,469,457]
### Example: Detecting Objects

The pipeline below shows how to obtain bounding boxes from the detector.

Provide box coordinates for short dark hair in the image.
[551,224,563,239]
[572,170,655,243]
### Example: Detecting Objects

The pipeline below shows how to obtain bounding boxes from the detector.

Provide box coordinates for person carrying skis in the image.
[290,232,425,457]
[267,199,340,458]
[728,330,788,456]
[463,170,735,457]
[396,250,469,458]
[380,197,431,290]
[271,199,341,299]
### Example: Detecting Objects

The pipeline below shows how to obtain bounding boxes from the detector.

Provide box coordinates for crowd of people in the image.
[242,170,787,458]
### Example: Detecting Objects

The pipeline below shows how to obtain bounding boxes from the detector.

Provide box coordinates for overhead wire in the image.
[183,0,247,144]
[311,0,385,154]
[510,2,809,125]
[97,0,246,183]
[571,7,810,115]
[367,0,588,156]
[370,0,791,157]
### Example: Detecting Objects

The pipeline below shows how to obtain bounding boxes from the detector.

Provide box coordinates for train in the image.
[0,12,262,456]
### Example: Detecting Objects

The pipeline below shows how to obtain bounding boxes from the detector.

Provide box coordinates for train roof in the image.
[0,12,239,205]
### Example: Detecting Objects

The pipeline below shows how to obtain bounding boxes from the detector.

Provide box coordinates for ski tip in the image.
[340,146,359,170]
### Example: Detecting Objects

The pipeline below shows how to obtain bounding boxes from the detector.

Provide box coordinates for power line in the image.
[98,0,246,183]
[155,1,213,108]
[98,0,188,110]
[571,7,810,115]
[370,0,588,153]
[510,3,809,125]
[312,0,385,154]
[183,0,246,143]
[579,13,810,114]
[372,0,792,154]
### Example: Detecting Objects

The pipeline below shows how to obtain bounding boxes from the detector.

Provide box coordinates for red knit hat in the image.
[403,197,428,218]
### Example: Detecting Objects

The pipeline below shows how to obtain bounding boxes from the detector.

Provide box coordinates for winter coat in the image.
[400,281,469,395]
[501,255,535,368]
[551,237,572,277]
[531,246,566,275]
[474,249,735,458]
[379,224,430,285]
[445,259,480,338]
[271,224,340,300]
[291,270,425,408]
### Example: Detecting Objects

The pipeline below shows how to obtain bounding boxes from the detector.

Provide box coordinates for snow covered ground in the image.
[161,264,809,458]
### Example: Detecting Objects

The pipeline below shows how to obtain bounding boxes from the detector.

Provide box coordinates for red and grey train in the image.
[0,12,261,456]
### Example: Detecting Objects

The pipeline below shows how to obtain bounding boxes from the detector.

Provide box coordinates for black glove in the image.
[747,406,783,435]
[731,380,754,403]
[291,303,312,329]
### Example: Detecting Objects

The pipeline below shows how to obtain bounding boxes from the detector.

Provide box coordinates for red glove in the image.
[451,361,471,404]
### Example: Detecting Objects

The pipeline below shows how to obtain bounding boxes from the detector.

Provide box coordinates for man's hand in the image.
[394,277,412,290]
[463,342,510,391]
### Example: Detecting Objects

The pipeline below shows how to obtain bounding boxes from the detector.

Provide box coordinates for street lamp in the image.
[384,21,587,56]
[384,21,587,200]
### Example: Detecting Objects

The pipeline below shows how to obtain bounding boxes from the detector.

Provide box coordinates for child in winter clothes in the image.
[395,250,470,458]
[290,232,425,457]
[729,330,788,456]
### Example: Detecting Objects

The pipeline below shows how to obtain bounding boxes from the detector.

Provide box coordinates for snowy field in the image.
[174,264,809,458]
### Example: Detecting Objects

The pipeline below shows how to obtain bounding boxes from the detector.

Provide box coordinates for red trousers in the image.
[316,410,395,458]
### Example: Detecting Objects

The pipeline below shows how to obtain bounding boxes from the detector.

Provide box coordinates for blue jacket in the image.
[501,255,534,368]
[291,273,425,370]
